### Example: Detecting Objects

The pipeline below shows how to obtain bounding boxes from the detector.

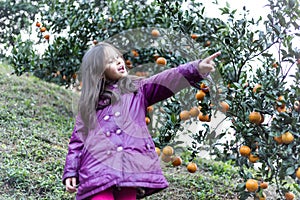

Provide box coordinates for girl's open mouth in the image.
[118,66,125,72]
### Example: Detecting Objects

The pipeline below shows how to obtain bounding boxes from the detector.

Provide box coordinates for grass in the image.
[0,63,241,199]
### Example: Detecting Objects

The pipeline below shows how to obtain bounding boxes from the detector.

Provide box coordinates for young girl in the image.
[63,42,220,200]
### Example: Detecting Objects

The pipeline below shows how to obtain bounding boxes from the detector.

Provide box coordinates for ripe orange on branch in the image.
[179,110,190,121]
[171,156,182,167]
[239,145,251,157]
[273,135,283,144]
[249,111,262,125]
[187,162,197,173]
[281,131,294,144]
[260,181,268,189]
[155,147,161,156]
[245,179,258,192]
[195,90,206,101]
[285,192,295,200]
[191,34,198,40]
[151,29,160,37]
[156,57,167,65]
[296,167,300,179]
[40,27,46,32]
[189,106,200,117]
[162,146,174,156]
[219,101,229,113]
[253,84,262,93]
[44,34,50,40]
[145,116,151,125]
[198,112,209,122]
[249,154,259,163]
[161,154,172,163]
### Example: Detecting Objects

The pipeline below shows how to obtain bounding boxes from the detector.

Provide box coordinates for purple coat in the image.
[62,61,206,199]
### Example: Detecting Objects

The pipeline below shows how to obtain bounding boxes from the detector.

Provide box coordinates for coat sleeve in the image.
[140,60,208,107]
[62,115,85,184]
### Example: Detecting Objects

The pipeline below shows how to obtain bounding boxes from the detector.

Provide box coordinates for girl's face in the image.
[104,53,127,81]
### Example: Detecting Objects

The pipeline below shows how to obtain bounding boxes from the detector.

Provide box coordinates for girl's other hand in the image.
[198,52,221,75]
[65,177,77,193]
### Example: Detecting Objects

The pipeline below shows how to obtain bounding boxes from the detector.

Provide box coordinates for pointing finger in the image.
[205,51,221,62]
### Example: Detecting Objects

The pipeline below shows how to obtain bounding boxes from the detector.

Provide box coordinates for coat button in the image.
[114,112,121,117]
[116,129,122,135]
[146,143,151,150]
[116,146,123,152]
[107,150,111,155]
[105,131,111,137]
[103,115,110,121]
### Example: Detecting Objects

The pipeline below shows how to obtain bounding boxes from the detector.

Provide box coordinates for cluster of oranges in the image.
[155,145,197,173]
[179,82,229,123]
[245,178,295,200]
[36,21,50,40]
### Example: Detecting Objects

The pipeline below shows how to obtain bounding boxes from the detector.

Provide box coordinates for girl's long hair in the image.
[78,42,142,133]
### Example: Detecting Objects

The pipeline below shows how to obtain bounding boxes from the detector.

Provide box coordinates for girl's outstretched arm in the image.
[140,52,221,107]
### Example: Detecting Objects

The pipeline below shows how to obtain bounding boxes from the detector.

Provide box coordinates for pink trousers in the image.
[90,187,136,200]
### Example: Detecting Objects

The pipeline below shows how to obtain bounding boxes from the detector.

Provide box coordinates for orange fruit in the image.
[131,50,139,57]
[249,154,259,163]
[276,105,286,112]
[147,105,154,113]
[171,156,182,167]
[274,135,283,144]
[161,154,172,163]
[125,59,131,65]
[285,192,295,200]
[40,27,46,32]
[272,62,278,68]
[151,29,160,37]
[187,162,197,173]
[162,146,174,156]
[145,116,151,125]
[260,181,268,189]
[44,34,50,40]
[198,112,209,122]
[200,83,209,93]
[204,40,211,47]
[245,179,258,192]
[277,95,285,101]
[249,111,262,125]
[93,40,98,45]
[219,101,229,113]
[36,21,41,27]
[189,107,200,117]
[191,34,198,40]
[296,167,300,179]
[72,73,77,80]
[253,84,262,93]
[239,145,251,157]
[281,131,294,144]
[155,147,161,156]
[195,90,206,101]
[179,110,190,121]
[156,57,167,65]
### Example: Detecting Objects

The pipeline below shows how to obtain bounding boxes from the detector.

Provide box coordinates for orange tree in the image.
[3,0,300,199]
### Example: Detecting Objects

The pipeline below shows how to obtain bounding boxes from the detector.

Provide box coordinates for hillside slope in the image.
[0,65,76,199]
